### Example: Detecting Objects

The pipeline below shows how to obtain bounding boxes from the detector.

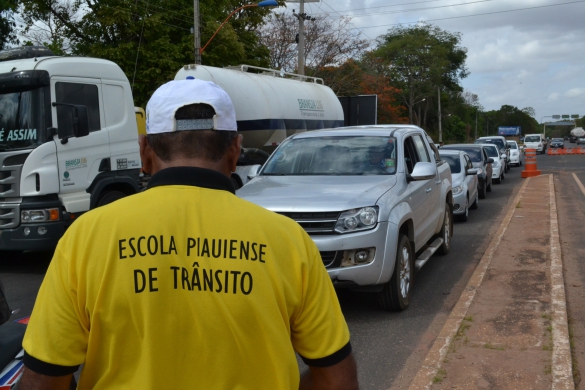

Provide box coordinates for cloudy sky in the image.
[286,0,585,123]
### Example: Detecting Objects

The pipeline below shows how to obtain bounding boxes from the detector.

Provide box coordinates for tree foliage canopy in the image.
[0,0,17,49]
[17,0,280,106]
[370,23,468,124]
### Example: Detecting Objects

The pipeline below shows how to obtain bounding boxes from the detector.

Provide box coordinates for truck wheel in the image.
[378,234,413,311]
[97,190,126,207]
[436,203,452,255]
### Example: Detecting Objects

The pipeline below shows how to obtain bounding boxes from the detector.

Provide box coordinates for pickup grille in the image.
[319,251,343,268]
[277,211,341,235]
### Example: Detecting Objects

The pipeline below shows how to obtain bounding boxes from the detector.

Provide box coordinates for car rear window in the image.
[440,155,461,173]
[441,147,481,162]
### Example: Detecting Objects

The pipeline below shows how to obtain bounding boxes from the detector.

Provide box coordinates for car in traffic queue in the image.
[474,136,510,172]
[549,138,565,149]
[506,140,524,166]
[438,150,479,222]
[439,144,493,199]
[577,137,585,145]
[481,144,506,183]
[238,125,453,312]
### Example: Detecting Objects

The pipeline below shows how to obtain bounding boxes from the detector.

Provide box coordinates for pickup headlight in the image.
[21,208,60,222]
[453,185,463,195]
[334,206,378,233]
[492,160,499,168]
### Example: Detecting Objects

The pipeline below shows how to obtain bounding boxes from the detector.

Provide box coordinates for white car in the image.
[439,150,479,222]
[524,134,546,154]
[481,144,505,183]
[506,140,523,166]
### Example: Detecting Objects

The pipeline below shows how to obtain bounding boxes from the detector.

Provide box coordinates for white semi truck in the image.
[0,47,343,253]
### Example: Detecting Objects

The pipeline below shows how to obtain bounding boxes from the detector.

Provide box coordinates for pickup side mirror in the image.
[487,158,494,164]
[0,279,11,326]
[246,164,262,180]
[407,162,436,182]
[501,153,507,159]
[467,168,479,176]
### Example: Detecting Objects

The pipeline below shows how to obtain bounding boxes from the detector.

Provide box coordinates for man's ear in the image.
[227,134,243,173]
[139,135,154,175]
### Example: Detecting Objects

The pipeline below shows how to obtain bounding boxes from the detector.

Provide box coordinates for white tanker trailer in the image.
[175,64,344,151]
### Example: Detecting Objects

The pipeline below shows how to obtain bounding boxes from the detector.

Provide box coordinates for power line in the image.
[349,0,585,29]
[312,0,455,15]
[322,0,497,19]
[320,0,374,41]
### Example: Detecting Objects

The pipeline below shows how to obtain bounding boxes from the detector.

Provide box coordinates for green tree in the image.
[18,0,279,106]
[0,0,17,49]
[370,23,468,124]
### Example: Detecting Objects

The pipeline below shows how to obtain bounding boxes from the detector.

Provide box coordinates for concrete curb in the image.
[549,174,575,389]
[408,177,531,390]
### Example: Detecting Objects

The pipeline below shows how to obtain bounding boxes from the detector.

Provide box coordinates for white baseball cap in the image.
[145,78,237,134]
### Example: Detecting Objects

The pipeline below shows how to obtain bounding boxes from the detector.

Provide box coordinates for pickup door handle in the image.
[435,180,442,185]
[426,188,432,193]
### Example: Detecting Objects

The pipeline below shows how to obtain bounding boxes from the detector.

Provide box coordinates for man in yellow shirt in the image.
[18,79,358,389]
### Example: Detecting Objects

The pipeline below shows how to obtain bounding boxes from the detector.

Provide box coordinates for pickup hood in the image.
[237,175,398,212]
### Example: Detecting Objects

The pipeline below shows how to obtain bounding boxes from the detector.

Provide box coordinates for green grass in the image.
[484,343,505,351]
[433,368,447,383]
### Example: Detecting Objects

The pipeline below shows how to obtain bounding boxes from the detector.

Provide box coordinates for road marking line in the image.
[550,174,575,389]
[572,173,585,198]
[408,176,531,390]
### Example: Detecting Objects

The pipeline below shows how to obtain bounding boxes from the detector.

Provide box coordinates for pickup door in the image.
[403,134,437,250]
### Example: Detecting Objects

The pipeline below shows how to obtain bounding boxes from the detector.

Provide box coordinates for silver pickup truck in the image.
[237,125,453,311]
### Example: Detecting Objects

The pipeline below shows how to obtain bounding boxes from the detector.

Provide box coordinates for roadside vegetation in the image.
[4,0,538,137]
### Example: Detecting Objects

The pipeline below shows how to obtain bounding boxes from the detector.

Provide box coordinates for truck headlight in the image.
[453,185,463,195]
[21,208,60,222]
[335,206,378,233]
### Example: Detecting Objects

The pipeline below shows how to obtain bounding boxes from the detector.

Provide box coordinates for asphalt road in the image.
[0,154,550,388]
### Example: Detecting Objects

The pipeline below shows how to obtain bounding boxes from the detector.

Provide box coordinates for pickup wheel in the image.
[436,202,452,255]
[97,190,126,207]
[378,234,413,311]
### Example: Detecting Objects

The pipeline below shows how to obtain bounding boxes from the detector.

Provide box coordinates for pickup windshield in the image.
[524,136,540,143]
[0,87,49,151]
[262,136,397,176]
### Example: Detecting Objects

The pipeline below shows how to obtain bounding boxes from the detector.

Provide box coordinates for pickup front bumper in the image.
[313,221,399,287]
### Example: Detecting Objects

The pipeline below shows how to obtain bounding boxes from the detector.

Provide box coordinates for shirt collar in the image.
[146,167,235,194]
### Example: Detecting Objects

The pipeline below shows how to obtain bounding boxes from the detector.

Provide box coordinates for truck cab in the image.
[0,47,141,252]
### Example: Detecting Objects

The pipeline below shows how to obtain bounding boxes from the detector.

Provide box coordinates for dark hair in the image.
[146,103,238,162]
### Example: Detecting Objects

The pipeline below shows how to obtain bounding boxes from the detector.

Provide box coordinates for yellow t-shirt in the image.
[23,167,351,389]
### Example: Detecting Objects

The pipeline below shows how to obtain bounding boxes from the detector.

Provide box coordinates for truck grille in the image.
[0,203,19,229]
[0,151,27,198]
[277,211,341,235]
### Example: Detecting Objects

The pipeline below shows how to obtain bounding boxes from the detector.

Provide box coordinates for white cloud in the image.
[548,93,560,101]
[565,88,585,98]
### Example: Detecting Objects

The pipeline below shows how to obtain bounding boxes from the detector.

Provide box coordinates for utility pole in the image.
[297,0,305,75]
[437,87,442,144]
[194,0,201,64]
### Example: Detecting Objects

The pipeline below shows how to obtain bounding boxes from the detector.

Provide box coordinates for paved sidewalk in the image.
[409,175,574,389]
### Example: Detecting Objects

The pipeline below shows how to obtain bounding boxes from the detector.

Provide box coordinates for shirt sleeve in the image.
[22,243,89,373]
[290,236,351,367]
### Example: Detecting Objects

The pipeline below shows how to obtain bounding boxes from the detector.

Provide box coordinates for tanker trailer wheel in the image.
[378,234,413,311]
[97,190,126,207]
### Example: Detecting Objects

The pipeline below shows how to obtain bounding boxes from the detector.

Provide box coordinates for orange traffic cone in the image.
[521,148,541,178]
